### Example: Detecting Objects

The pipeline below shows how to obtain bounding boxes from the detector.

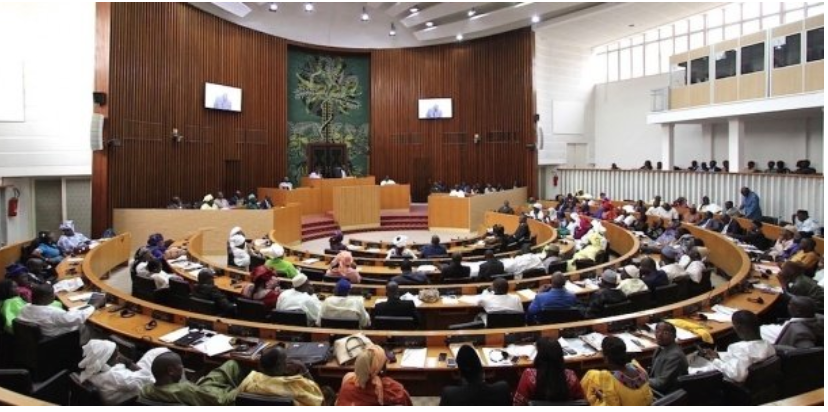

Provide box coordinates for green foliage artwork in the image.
[287,49,370,183]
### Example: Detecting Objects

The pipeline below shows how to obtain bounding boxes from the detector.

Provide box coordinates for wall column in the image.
[701,123,714,161]
[661,124,675,170]
[728,117,744,173]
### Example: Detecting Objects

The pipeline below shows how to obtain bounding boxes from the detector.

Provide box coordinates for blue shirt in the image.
[740,192,762,220]
[419,244,448,258]
[527,288,578,322]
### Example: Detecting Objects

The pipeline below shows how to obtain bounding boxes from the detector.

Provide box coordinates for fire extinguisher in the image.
[7,188,20,217]
[552,174,559,187]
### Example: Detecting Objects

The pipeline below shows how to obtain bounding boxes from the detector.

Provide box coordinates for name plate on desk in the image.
[186,318,213,331]
[152,310,174,323]
[228,325,260,338]
[560,326,592,339]
[505,331,540,345]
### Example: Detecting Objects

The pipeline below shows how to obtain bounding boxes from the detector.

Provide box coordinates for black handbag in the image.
[285,341,331,366]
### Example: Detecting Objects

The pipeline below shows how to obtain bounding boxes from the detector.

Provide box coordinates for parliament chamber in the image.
[0,1,824,408]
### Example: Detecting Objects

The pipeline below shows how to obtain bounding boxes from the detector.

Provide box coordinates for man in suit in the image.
[372,281,419,326]
[765,296,824,349]
[698,211,723,232]
[439,345,511,406]
[390,259,430,286]
[649,322,689,394]
[477,249,505,282]
[511,215,531,244]
[440,253,471,283]
[719,214,744,238]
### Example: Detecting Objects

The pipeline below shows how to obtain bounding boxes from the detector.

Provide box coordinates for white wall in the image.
[594,74,824,171]
[0,2,95,178]
[0,178,36,245]
[534,32,595,167]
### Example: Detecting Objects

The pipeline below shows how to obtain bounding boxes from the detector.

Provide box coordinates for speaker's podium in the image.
[332,185,380,231]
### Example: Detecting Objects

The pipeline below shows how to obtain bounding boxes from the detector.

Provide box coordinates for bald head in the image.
[550,272,566,289]
[151,352,183,385]
[788,296,816,319]
[386,281,400,299]
[259,345,288,376]
[492,278,509,295]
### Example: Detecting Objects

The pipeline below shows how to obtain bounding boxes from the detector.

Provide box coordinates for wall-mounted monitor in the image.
[205,82,242,112]
[418,98,452,119]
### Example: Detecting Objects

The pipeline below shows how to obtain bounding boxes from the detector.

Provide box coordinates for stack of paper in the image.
[416,265,437,273]
[400,348,427,368]
[459,295,481,305]
[699,305,740,323]
[53,277,84,294]
[559,337,597,357]
[399,293,423,307]
[753,283,783,294]
[193,334,235,356]
[580,332,607,351]
[159,327,192,343]
[67,292,93,302]
[615,332,657,353]
[301,258,320,265]
[506,344,537,360]
[517,289,537,300]
[441,296,459,305]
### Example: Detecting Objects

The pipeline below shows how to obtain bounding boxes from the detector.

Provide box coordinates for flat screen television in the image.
[418,98,452,119]
[205,82,242,112]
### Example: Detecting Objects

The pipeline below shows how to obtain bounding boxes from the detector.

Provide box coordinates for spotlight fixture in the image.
[425,21,434,27]
[456,33,464,41]
[409,6,419,13]
[361,6,370,22]
[531,15,540,23]
[389,23,397,36]
[467,8,476,17]
[304,2,314,12]
[268,2,278,12]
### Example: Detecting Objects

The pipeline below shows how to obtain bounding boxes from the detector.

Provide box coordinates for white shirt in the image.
[699,204,722,214]
[309,172,321,179]
[816,269,824,287]
[449,190,465,198]
[279,182,293,190]
[386,248,417,260]
[149,271,175,290]
[214,198,230,209]
[795,218,821,235]
[527,210,545,221]
[87,347,168,405]
[477,292,523,314]
[230,244,251,268]
[617,278,648,296]
[319,296,370,328]
[275,289,321,325]
[702,340,776,383]
[380,179,396,186]
[17,304,95,337]
[648,206,678,221]
[135,262,150,278]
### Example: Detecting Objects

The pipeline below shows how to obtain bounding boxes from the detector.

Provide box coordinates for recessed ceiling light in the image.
[467,8,476,17]
[304,2,314,13]
[409,6,419,13]
[361,6,370,22]
[389,23,397,36]
[456,33,464,41]
[268,3,278,12]
[628,23,635,28]
[425,21,434,27]
[531,15,540,24]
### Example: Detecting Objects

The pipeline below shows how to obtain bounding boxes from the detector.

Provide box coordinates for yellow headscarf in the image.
[344,344,387,404]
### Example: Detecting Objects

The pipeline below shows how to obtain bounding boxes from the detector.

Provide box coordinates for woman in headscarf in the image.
[78,339,169,405]
[146,233,167,260]
[57,220,90,255]
[241,266,281,310]
[328,231,347,252]
[326,251,362,284]
[567,231,605,272]
[200,194,218,210]
[336,344,412,406]
[228,227,250,269]
[513,337,584,405]
[581,336,653,406]
[263,244,299,279]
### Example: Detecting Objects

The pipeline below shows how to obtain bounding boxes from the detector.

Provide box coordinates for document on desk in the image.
[159,327,192,343]
[458,295,481,305]
[754,263,780,275]
[66,257,85,264]
[399,293,423,307]
[193,334,235,357]
[67,292,93,302]
[559,337,597,358]
[564,282,584,294]
[441,296,459,305]
[302,258,320,265]
[53,277,84,294]
[580,332,607,351]
[400,348,427,368]
[506,344,537,361]
[615,332,657,353]
[517,289,536,300]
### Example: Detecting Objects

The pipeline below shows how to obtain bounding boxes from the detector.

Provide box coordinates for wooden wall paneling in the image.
[467,188,527,231]
[100,4,537,216]
[379,184,411,210]
[333,186,381,230]
[427,195,470,231]
[92,3,112,237]
[271,203,303,246]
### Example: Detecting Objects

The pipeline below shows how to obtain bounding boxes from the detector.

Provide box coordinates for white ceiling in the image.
[189,2,725,49]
